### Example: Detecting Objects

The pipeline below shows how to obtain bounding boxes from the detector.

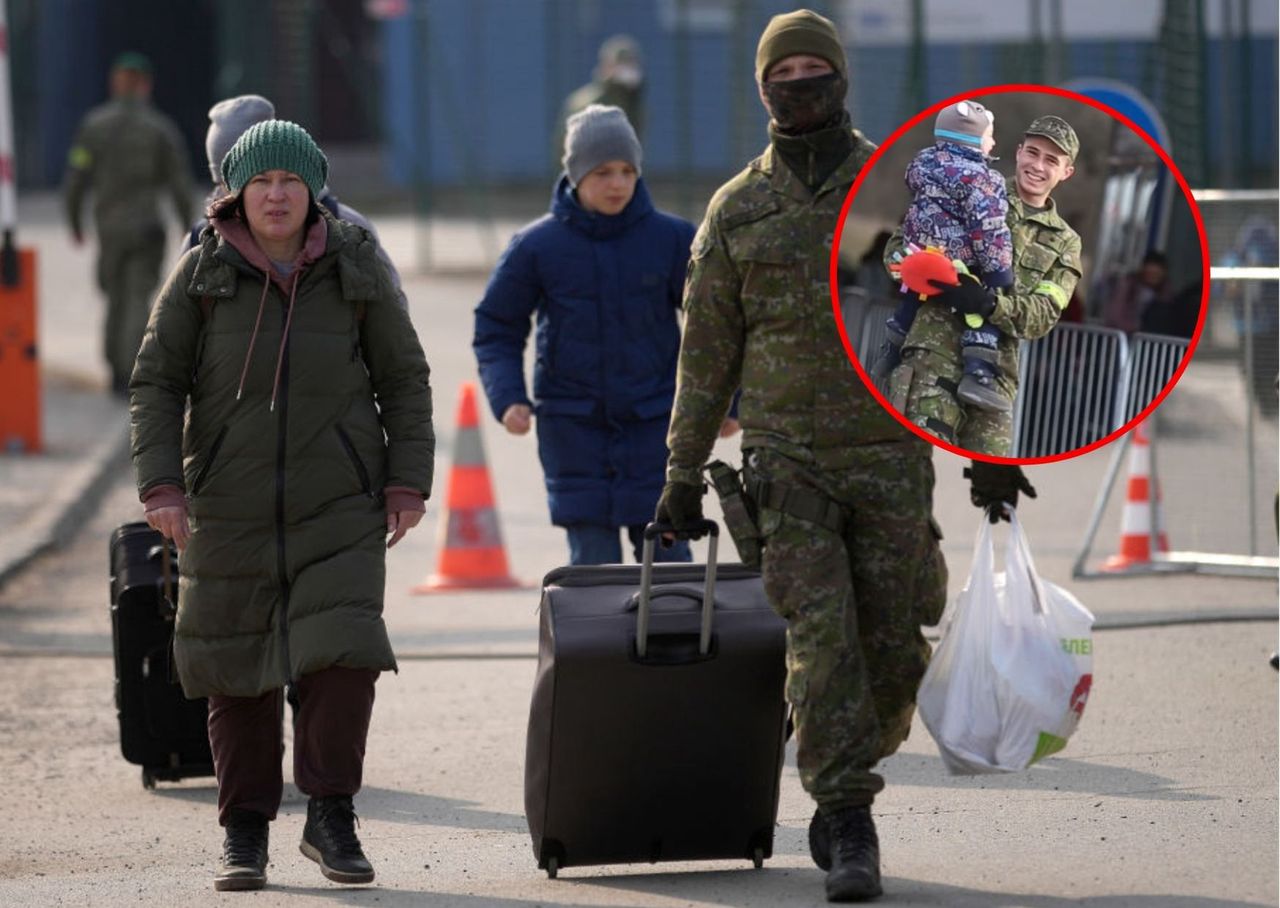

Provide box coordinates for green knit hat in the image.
[220,120,328,200]
[755,9,847,83]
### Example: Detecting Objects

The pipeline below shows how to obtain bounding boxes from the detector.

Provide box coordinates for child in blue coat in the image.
[872,100,1015,412]
[474,105,733,564]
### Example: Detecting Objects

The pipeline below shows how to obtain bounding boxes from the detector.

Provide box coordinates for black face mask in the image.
[762,72,847,133]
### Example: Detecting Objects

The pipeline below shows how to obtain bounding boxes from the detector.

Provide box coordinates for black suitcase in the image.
[524,521,789,878]
[109,522,215,788]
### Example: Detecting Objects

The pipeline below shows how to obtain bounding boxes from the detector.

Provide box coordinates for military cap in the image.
[755,9,847,82]
[111,51,153,75]
[1024,115,1078,161]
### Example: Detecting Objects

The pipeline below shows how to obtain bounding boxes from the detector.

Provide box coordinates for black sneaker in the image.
[214,809,269,892]
[824,805,882,903]
[300,795,375,884]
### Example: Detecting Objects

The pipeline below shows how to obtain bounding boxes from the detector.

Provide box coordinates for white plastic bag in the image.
[917,510,1094,774]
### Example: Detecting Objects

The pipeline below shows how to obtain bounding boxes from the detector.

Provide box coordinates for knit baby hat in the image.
[220,120,328,200]
[562,105,642,187]
[206,95,275,185]
[935,100,994,148]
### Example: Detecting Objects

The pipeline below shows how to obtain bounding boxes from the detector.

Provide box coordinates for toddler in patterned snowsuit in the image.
[873,100,1014,412]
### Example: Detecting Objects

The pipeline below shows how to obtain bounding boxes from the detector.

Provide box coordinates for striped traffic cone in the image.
[1102,420,1169,572]
[412,382,523,592]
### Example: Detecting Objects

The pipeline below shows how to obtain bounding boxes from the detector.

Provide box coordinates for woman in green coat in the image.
[130,120,434,892]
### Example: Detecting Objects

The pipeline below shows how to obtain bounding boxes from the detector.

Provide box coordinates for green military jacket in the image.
[666,131,922,486]
[892,176,1083,385]
[63,97,194,241]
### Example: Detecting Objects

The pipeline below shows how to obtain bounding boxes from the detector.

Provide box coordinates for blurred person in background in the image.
[131,121,434,892]
[1103,250,1172,334]
[63,52,194,394]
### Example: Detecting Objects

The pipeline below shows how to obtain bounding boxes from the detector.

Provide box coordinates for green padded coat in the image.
[130,213,434,698]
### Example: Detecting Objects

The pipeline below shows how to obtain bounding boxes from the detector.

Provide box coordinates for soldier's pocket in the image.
[915,516,948,628]
[888,363,914,414]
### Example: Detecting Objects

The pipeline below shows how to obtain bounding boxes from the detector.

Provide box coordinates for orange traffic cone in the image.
[1102,420,1169,572]
[413,382,524,592]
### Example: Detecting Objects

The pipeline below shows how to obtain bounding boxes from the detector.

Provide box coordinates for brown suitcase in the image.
[524,521,788,877]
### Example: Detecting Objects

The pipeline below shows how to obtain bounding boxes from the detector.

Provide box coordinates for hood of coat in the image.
[551,173,654,241]
[185,209,385,303]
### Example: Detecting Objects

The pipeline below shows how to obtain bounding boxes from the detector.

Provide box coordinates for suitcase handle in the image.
[637,520,718,658]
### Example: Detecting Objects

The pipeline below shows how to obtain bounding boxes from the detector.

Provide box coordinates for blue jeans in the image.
[565,524,693,566]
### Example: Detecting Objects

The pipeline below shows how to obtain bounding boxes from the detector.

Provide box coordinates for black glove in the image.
[929,273,996,319]
[654,480,706,540]
[964,461,1037,523]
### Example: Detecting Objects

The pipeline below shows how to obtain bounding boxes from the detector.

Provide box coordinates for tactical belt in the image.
[936,376,959,396]
[752,479,846,535]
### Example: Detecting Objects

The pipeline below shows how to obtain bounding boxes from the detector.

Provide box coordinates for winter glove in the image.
[929,273,996,320]
[965,461,1037,523]
[654,480,707,540]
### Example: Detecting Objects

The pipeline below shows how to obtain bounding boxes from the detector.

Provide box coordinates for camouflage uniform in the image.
[666,132,948,808]
[886,177,1081,456]
[64,97,194,388]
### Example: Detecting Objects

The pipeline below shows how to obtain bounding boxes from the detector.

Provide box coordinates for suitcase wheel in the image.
[752,846,764,869]
[141,767,156,790]
[545,856,558,880]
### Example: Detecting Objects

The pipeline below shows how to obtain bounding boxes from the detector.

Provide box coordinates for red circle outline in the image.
[829,82,1211,465]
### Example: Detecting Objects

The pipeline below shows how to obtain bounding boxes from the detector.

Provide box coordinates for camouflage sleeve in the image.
[62,121,94,237]
[988,231,1083,340]
[665,214,745,486]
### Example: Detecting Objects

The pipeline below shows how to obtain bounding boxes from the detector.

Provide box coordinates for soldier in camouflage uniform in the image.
[63,52,194,393]
[885,116,1083,456]
[655,11,949,902]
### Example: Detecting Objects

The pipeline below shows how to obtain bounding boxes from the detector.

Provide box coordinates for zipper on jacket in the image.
[190,426,229,497]
[335,425,375,498]
[274,316,295,687]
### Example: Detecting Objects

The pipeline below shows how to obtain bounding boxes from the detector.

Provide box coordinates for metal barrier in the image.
[1011,324,1130,458]
[1121,333,1191,424]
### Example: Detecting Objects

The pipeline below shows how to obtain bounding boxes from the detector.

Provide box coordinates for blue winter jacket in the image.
[473,177,695,528]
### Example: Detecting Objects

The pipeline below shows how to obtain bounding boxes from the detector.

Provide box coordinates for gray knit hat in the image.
[220,120,328,200]
[562,105,642,187]
[935,100,994,148]
[206,95,275,184]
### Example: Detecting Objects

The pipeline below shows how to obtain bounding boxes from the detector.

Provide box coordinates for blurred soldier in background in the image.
[63,52,194,394]
[553,34,645,169]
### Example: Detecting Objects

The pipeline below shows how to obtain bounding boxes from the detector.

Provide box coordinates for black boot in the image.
[214,809,269,892]
[824,805,882,902]
[809,808,831,870]
[300,795,375,884]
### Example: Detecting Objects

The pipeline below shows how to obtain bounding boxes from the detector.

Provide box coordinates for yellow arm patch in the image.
[67,146,92,169]
[1034,280,1070,309]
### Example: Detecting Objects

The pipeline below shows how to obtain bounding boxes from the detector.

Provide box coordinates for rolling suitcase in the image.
[109,522,215,788]
[525,520,788,878]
